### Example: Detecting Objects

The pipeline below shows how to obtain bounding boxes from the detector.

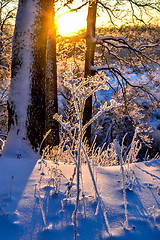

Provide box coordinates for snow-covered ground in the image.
[0,67,160,239]
[0,151,160,240]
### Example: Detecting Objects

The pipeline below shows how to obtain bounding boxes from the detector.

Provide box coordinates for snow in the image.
[8,0,39,146]
[2,129,37,159]
[0,151,160,240]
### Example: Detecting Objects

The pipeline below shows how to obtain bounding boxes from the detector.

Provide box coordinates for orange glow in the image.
[56,11,87,36]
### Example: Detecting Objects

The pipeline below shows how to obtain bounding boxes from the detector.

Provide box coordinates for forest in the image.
[0,1,160,240]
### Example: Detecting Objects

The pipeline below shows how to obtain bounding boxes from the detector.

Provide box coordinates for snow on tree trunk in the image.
[7,0,53,154]
[45,4,59,147]
[84,0,97,145]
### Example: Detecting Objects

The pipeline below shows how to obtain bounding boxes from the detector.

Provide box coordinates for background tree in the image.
[0,0,17,61]
[0,0,17,139]
[83,0,97,144]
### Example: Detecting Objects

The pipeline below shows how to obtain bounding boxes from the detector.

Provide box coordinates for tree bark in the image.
[7,0,53,152]
[84,0,97,145]
[45,2,59,147]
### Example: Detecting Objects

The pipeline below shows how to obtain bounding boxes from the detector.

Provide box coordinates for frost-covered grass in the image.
[0,153,160,239]
[54,70,121,239]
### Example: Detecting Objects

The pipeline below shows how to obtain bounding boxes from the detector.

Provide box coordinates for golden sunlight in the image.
[56,11,87,36]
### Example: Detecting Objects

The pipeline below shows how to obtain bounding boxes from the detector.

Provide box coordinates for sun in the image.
[56,11,87,36]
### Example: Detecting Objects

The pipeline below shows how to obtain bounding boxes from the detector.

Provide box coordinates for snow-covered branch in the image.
[83,99,120,133]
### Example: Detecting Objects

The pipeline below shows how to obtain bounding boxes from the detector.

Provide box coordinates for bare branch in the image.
[90,65,158,102]
[96,35,160,66]
[57,1,88,15]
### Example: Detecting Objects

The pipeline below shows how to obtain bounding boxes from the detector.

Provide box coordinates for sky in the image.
[55,0,160,36]
[6,0,160,36]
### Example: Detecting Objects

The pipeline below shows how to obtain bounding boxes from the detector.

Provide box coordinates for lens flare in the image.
[57,11,86,36]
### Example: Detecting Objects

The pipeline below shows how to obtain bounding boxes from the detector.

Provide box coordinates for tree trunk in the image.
[45,2,59,147]
[84,0,97,146]
[7,0,53,153]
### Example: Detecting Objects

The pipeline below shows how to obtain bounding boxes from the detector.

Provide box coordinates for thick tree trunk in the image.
[84,0,97,145]
[7,0,53,153]
[45,3,59,147]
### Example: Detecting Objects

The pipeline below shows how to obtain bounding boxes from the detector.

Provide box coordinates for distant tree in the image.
[0,0,17,60]
[0,0,17,138]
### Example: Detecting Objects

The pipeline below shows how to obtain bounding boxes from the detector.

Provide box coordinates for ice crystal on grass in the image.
[53,72,119,239]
